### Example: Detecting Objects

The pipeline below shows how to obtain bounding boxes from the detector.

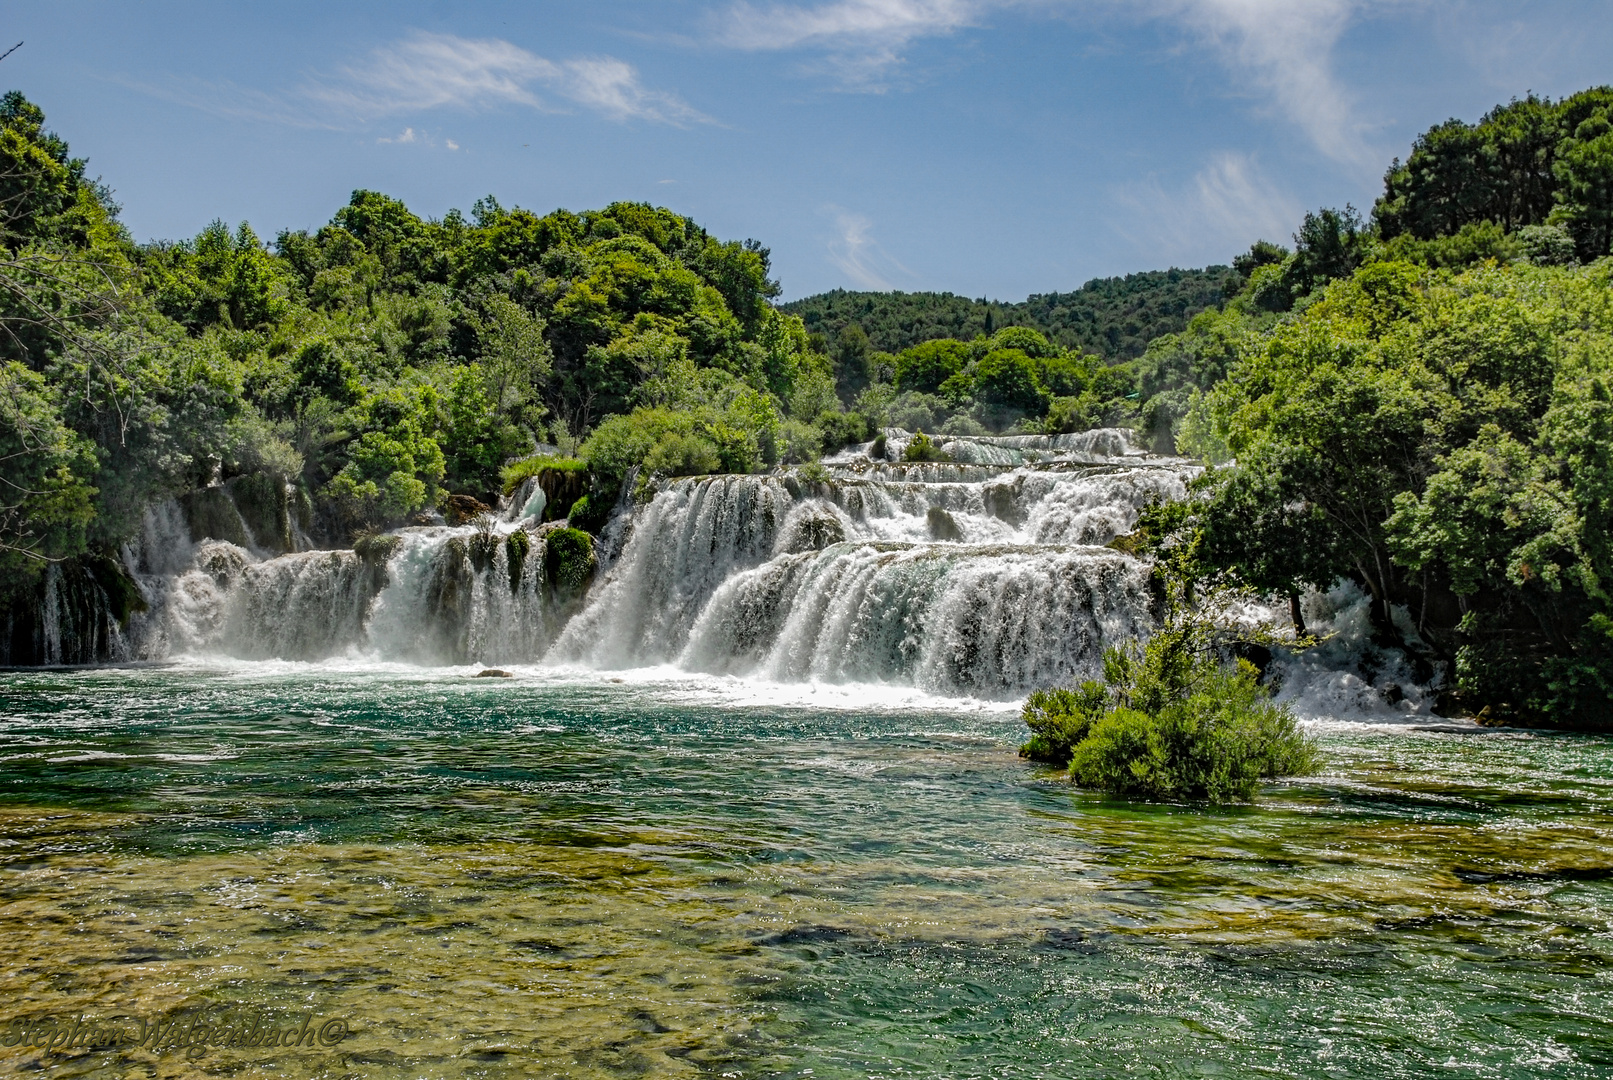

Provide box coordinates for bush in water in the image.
[1022,566,1317,803]
[1067,657,1315,803]
[1019,683,1107,766]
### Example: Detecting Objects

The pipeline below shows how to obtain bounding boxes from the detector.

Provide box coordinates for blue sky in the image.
[4,1,1610,300]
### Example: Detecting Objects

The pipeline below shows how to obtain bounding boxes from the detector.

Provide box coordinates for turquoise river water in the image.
[2,662,1612,1078]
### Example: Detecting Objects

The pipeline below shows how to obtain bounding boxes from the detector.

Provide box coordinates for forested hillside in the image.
[782,266,1237,360]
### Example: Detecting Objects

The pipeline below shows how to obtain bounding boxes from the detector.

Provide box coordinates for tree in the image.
[973,347,1049,417]
[832,322,870,403]
[0,359,95,601]
[893,338,968,394]
[1551,110,1613,260]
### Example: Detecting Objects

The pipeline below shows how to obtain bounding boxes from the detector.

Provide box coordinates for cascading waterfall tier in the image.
[677,541,1151,695]
[549,431,1191,695]
[123,506,573,666]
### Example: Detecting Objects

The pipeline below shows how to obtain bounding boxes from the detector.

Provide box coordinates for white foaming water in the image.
[546,453,1179,691]
[365,525,559,665]
[678,542,1150,696]
[1270,583,1452,726]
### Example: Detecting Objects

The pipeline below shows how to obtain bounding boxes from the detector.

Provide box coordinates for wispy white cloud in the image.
[313,32,554,115]
[823,206,910,288]
[1112,151,1302,264]
[320,32,712,125]
[710,1,1385,165]
[553,55,711,123]
[1158,0,1380,171]
[720,0,980,48]
[714,0,984,87]
[134,31,709,129]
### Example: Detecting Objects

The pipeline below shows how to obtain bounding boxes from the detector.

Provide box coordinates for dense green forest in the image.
[3,82,1612,725]
[782,267,1237,360]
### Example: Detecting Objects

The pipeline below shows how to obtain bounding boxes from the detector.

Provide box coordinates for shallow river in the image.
[2,663,1611,1078]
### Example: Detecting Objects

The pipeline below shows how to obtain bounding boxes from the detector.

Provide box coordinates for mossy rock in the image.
[903,431,951,463]
[544,528,596,595]
[538,467,590,521]
[505,529,531,593]
[84,555,148,627]
[179,486,252,548]
[467,520,500,573]
[427,537,472,625]
[567,495,611,535]
[1106,529,1147,556]
[353,531,402,566]
[446,494,492,526]
[225,472,293,553]
[1,557,139,664]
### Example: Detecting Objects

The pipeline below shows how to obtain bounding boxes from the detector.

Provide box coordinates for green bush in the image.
[781,418,825,464]
[565,494,609,533]
[818,409,872,451]
[1022,567,1318,803]
[1019,682,1108,766]
[545,527,597,594]
[644,431,722,476]
[902,431,950,462]
[1044,394,1098,435]
[1068,659,1315,803]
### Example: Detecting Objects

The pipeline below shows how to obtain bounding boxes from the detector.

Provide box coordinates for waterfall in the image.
[549,475,792,667]
[366,526,560,665]
[4,419,1451,713]
[10,426,1250,700]
[678,542,1150,695]
[547,448,1186,695]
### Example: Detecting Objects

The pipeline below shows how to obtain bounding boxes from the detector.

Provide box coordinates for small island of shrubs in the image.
[1022,571,1317,803]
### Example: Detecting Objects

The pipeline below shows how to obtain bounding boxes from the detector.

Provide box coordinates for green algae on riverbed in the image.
[2,666,1612,1078]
